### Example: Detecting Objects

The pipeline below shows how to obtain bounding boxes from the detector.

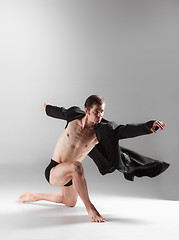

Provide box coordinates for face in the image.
[85,103,105,124]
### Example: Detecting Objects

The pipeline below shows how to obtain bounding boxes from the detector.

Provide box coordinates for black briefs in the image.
[45,159,73,187]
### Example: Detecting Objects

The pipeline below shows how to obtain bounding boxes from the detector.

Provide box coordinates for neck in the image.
[82,115,95,129]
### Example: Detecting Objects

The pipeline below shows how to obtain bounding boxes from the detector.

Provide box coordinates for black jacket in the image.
[46,105,169,181]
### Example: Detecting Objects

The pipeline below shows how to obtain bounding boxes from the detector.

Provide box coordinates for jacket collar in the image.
[94,123,102,142]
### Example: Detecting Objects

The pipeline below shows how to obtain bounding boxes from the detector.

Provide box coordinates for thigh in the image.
[49,162,74,187]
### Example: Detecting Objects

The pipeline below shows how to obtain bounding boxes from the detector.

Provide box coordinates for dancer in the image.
[19,95,169,223]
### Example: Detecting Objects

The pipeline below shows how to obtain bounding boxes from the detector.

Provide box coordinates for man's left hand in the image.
[151,120,165,134]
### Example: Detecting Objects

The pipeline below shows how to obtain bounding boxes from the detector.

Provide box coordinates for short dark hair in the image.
[84,95,105,110]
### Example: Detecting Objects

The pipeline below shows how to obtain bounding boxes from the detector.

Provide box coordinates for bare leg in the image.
[19,161,105,222]
[18,192,63,204]
[72,162,105,222]
[50,161,105,222]
[19,181,78,207]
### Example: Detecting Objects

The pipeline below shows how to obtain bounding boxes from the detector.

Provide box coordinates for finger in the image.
[156,120,163,128]
[156,121,164,130]
[41,104,47,112]
[155,121,162,129]
[151,128,157,134]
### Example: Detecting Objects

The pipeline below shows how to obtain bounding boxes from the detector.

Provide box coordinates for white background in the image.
[0,0,178,201]
[1,1,179,239]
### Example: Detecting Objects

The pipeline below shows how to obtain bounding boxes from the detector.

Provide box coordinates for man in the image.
[19,95,169,223]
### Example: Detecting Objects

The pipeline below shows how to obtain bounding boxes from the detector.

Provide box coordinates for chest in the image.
[66,120,98,145]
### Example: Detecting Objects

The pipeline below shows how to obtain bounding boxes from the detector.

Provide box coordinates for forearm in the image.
[45,105,67,120]
[116,120,156,140]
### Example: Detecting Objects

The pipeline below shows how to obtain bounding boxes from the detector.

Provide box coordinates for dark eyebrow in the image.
[94,108,104,112]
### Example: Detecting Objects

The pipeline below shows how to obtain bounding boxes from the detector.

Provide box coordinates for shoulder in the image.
[99,119,118,129]
[64,106,85,128]
[67,106,85,117]
[97,120,118,137]
[67,106,84,113]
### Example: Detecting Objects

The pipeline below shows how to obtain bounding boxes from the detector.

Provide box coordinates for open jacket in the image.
[46,105,169,181]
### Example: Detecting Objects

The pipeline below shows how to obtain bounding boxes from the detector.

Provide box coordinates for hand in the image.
[41,103,49,112]
[151,120,165,134]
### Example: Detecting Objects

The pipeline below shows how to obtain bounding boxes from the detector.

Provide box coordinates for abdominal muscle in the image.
[52,119,98,163]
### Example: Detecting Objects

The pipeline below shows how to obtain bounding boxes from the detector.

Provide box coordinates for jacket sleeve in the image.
[45,105,68,120]
[115,120,156,140]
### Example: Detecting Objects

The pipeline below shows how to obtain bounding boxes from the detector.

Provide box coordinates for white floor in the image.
[1,190,179,240]
[0,163,177,240]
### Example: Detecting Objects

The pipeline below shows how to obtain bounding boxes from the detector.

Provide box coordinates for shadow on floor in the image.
[0,201,151,230]
[106,216,151,225]
[1,202,88,229]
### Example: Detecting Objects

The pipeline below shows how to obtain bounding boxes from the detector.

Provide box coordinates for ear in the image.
[84,107,89,114]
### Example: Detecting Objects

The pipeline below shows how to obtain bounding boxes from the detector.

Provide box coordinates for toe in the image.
[18,196,22,202]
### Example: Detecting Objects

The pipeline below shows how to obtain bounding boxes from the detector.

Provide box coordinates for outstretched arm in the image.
[41,103,68,120]
[115,120,165,140]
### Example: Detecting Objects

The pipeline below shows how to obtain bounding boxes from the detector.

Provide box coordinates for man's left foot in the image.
[88,204,106,223]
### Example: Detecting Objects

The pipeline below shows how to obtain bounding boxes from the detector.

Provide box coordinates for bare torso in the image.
[52,118,98,163]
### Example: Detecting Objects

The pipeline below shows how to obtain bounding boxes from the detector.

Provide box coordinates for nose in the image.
[97,112,102,118]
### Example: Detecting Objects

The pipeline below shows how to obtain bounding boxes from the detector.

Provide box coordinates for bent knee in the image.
[64,198,77,207]
[72,161,84,176]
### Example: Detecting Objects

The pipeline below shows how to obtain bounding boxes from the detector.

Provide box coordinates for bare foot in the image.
[88,205,105,223]
[18,192,37,203]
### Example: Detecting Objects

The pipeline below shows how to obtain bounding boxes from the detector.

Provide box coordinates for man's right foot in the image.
[18,192,37,203]
[88,205,106,223]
